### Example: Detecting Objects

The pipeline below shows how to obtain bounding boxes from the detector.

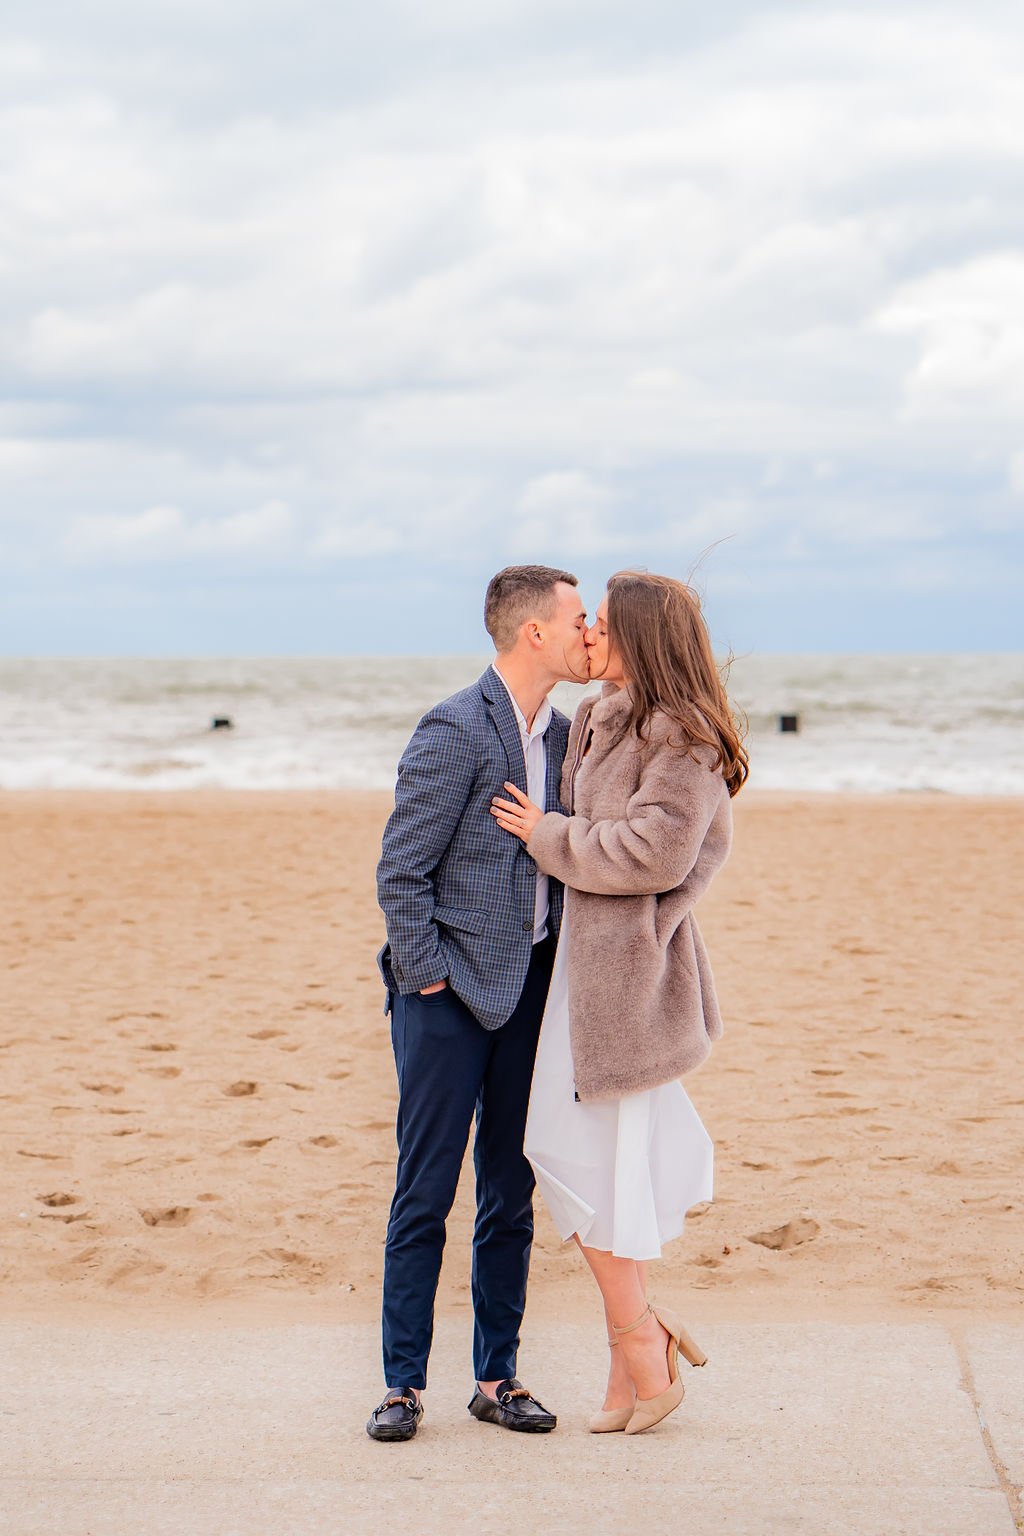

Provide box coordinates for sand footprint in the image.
[138,1206,192,1228]
[223,1081,258,1097]
[248,1030,285,1040]
[107,1255,168,1285]
[747,1217,821,1250]
[249,1248,326,1278]
[36,1192,90,1223]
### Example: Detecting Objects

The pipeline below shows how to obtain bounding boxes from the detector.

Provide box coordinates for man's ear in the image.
[525,622,544,650]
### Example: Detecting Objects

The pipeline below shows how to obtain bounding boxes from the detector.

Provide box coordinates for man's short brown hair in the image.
[484,565,579,652]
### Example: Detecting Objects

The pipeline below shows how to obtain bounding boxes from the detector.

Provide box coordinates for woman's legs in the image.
[577,1241,670,1404]
[597,1300,634,1412]
[590,1259,652,1410]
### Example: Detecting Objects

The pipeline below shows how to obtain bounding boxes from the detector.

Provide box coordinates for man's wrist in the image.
[390,949,448,994]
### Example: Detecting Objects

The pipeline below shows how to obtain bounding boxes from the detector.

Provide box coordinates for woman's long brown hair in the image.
[605,570,749,796]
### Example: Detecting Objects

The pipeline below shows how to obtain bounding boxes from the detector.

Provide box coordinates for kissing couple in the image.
[369,564,747,1441]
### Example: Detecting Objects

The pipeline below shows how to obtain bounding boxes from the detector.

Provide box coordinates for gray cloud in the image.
[1,1,1022,652]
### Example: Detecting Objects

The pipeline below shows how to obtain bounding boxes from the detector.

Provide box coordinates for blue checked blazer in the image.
[376,667,571,1030]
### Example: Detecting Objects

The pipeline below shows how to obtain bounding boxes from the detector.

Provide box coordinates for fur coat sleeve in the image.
[527,706,725,899]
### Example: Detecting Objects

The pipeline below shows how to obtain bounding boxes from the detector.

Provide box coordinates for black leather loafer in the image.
[467,1378,557,1433]
[366,1387,423,1442]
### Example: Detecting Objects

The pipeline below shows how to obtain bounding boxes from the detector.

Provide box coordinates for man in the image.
[367,565,589,1442]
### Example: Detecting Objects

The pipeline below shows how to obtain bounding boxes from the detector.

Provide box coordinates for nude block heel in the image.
[675,1322,708,1369]
[612,1303,707,1436]
[648,1303,708,1369]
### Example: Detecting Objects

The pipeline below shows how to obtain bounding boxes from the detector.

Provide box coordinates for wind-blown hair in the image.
[605,570,749,797]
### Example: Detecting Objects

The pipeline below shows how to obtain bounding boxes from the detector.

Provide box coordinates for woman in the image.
[490,570,747,1435]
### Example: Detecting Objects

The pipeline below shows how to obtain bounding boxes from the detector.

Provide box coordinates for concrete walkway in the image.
[1,1320,1021,1535]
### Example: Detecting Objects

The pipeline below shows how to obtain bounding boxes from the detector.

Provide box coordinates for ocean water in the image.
[0,654,1021,794]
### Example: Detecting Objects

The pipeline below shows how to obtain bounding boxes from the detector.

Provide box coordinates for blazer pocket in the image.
[434,905,489,935]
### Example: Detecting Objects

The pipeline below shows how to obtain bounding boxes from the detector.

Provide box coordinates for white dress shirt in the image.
[491,664,551,943]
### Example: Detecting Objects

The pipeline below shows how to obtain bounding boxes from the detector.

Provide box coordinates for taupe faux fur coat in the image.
[527,685,733,1102]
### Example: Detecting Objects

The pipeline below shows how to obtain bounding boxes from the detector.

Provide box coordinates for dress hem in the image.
[530,1156,704,1261]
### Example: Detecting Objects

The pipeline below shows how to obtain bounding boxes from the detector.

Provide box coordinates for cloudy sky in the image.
[2,0,1022,654]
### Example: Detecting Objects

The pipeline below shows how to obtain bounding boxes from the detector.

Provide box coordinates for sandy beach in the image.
[2,790,1022,1327]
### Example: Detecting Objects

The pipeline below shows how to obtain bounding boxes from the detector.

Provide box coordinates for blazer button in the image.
[522,919,534,931]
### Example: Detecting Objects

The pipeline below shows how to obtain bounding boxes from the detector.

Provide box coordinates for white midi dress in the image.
[524,913,714,1261]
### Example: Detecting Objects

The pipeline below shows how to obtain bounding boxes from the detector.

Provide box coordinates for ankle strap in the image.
[612,1303,653,1337]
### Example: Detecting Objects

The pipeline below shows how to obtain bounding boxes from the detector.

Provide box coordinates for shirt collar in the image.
[490,663,552,740]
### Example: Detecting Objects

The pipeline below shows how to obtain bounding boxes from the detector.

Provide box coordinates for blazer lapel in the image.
[543,716,568,813]
[480,667,527,793]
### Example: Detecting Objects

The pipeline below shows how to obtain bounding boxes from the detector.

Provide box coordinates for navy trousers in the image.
[381,938,555,1389]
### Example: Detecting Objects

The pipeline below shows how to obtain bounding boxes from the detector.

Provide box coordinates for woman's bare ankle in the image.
[602,1346,634,1411]
[619,1315,671,1399]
